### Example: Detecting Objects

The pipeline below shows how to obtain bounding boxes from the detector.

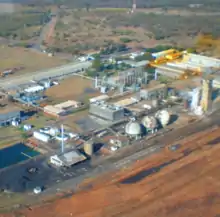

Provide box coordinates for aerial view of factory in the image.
[0,47,220,199]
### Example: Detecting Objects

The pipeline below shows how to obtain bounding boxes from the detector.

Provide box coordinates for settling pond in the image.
[0,143,40,169]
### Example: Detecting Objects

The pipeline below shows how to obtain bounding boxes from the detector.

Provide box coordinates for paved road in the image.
[32,18,55,52]
[0,61,92,89]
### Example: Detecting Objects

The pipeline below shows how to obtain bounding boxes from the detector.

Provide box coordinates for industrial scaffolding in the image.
[118,67,148,87]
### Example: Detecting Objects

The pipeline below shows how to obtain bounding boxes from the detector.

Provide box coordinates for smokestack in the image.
[132,0,136,11]
[95,76,98,88]
[61,124,64,153]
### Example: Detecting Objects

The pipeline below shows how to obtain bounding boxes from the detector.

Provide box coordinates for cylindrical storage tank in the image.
[11,120,19,127]
[23,124,32,131]
[183,99,189,110]
[40,127,51,134]
[55,134,69,141]
[125,121,142,137]
[152,99,159,108]
[84,141,93,156]
[33,131,50,142]
[44,81,51,88]
[155,110,170,127]
[49,128,59,136]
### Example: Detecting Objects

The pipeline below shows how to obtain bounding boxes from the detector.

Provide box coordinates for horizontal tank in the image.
[55,134,69,141]
[155,110,170,127]
[39,127,51,134]
[152,99,159,108]
[33,131,50,142]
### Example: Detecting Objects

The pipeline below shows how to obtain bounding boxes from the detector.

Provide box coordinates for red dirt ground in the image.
[2,126,220,217]
[45,76,99,101]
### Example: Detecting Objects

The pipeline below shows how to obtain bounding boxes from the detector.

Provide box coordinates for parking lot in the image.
[0,156,92,193]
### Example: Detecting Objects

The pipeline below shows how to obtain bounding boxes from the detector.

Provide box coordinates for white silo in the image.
[155,110,170,127]
[191,87,201,111]
[125,121,142,139]
[152,99,159,108]
[84,140,94,156]
[142,116,158,134]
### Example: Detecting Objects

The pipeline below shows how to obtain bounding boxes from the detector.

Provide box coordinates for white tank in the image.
[125,121,142,136]
[155,110,170,127]
[49,128,60,136]
[142,116,157,130]
[39,127,51,134]
[152,99,159,108]
[33,131,50,142]
[55,134,69,141]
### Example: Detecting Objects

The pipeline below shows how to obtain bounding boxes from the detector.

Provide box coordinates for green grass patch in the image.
[0,127,22,148]
[93,8,128,12]
[24,114,56,129]
[0,192,28,212]
[113,29,135,36]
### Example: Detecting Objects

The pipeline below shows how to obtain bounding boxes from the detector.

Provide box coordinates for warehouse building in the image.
[89,101,124,121]
[44,100,82,117]
[0,102,21,126]
[50,149,86,167]
[140,84,168,100]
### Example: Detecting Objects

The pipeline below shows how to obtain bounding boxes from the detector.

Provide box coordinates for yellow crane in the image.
[147,49,206,80]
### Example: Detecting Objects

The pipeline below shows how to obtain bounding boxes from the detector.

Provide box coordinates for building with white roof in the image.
[43,100,82,117]
[24,85,44,93]
[50,149,86,167]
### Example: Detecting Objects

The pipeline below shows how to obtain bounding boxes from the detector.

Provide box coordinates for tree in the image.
[186,48,197,53]
[92,57,101,71]
[135,52,153,61]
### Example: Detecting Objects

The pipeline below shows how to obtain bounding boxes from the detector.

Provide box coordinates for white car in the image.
[33,186,42,194]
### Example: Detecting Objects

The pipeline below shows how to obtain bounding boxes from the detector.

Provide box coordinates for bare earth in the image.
[0,46,67,73]
[2,125,220,217]
[45,76,99,102]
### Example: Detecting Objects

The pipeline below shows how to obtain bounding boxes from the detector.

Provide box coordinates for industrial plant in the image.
[1,47,220,204]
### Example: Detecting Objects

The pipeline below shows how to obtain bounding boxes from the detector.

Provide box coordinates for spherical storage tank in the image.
[125,121,142,137]
[142,116,158,131]
[155,110,170,127]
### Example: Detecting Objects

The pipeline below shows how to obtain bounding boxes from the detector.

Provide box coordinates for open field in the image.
[0,46,67,73]
[48,7,220,54]
[23,113,56,129]
[0,4,51,41]
[49,0,220,11]
[45,76,99,103]
[3,123,220,217]
[0,127,22,149]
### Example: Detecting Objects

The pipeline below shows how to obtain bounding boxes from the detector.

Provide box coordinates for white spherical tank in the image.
[142,116,157,131]
[125,121,142,136]
[155,110,170,127]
